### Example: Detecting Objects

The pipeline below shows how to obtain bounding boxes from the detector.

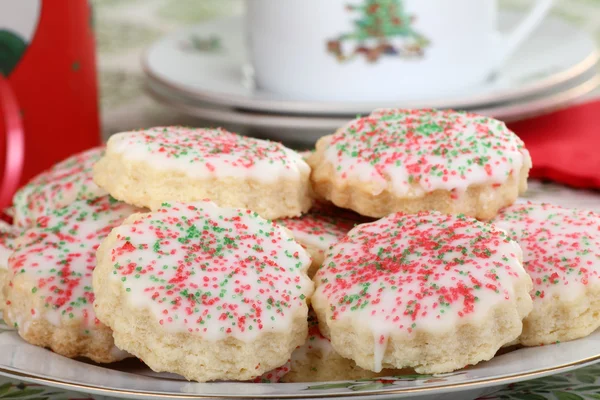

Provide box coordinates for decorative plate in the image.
[0,317,599,400]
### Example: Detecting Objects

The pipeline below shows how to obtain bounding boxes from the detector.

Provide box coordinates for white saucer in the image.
[145,69,600,145]
[142,12,598,116]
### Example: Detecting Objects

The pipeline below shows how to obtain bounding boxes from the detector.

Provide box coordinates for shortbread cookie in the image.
[281,311,402,382]
[0,221,20,309]
[93,200,314,382]
[3,196,140,363]
[277,203,358,278]
[493,203,600,346]
[254,360,292,383]
[308,109,532,219]
[93,127,312,220]
[312,212,533,374]
[13,147,107,228]
[299,150,314,161]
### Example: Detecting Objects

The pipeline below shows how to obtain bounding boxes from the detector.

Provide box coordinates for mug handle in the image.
[0,75,25,211]
[494,0,554,70]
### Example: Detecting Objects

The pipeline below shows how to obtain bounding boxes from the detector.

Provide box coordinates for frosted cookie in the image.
[93,127,312,220]
[299,150,314,161]
[493,203,600,346]
[277,203,358,278]
[281,311,402,382]
[13,147,107,228]
[0,221,20,309]
[308,109,532,219]
[93,200,314,382]
[254,360,292,383]
[312,212,533,374]
[3,196,141,363]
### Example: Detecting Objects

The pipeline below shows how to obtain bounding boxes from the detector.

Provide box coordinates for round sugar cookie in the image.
[93,127,312,220]
[280,310,403,383]
[254,360,292,383]
[312,212,533,374]
[277,203,358,278]
[92,200,314,382]
[308,109,532,219]
[493,203,600,346]
[298,150,314,161]
[0,221,21,309]
[13,147,107,228]
[3,196,141,363]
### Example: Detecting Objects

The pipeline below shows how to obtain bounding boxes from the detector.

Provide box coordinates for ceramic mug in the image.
[246,0,554,101]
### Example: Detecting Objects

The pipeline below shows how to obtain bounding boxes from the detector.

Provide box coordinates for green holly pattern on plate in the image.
[306,373,466,392]
[0,380,96,400]
[483,364,600,400]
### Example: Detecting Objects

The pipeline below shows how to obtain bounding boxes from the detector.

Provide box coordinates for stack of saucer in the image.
[142,11,598,146]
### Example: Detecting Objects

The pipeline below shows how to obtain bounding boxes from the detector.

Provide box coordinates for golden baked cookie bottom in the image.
[4,273,127,363]
[520,287,600,346]
[94,152,313,220]
[312,276,533,374]
[308,150,532,220]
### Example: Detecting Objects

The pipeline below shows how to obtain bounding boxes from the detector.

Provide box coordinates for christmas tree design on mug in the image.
[327,0,430,63]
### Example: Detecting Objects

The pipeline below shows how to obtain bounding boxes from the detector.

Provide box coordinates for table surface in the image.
[2,0,600,399]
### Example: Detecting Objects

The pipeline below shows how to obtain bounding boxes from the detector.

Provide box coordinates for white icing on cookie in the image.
[106,127,310,183]
[12,147,107,228]
[322,109,528,196]
[313,211,530,371]
[6,196,141,329]
[102,200,314,342]
[493,203,600,302]
[277,206,356,255]
[0,221,19,270]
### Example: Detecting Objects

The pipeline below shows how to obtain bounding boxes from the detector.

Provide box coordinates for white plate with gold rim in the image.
[141,12,598,116]
[1,315,600,400]
[2,188,600,400]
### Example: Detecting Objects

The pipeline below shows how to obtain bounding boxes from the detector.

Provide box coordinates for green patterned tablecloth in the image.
[1,0,600,399]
